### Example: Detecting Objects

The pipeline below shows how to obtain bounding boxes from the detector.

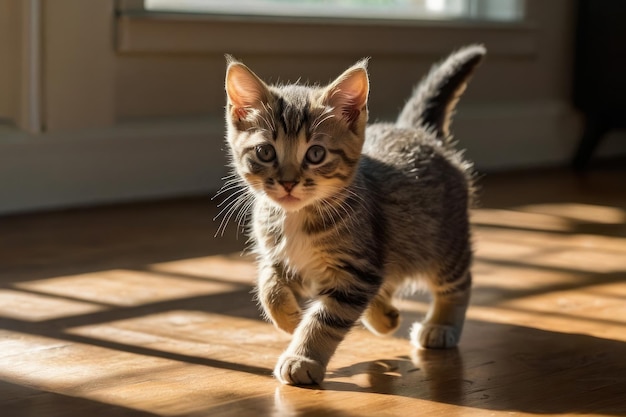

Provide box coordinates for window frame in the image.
[115,0,535,57]
[139,0,526,22]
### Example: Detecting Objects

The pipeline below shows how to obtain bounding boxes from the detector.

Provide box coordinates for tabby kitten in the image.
[221,45,485,385]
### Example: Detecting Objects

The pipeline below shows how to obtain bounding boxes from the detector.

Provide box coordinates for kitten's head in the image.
[224,57,369,212]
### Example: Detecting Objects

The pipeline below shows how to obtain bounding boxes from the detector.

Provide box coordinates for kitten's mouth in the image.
[274,194,305,211]
[278,195,301,204]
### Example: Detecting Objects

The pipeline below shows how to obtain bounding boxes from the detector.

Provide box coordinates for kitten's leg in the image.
[258,264,302,334]
[411,271,471,349]
[361,285,400,335]
[274,298,362,385]
[275,277,379,385]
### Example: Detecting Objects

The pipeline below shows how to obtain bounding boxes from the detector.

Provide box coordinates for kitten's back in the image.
[359,46,485,280]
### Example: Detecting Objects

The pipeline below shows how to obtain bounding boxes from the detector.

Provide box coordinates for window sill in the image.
[116,12,536,57]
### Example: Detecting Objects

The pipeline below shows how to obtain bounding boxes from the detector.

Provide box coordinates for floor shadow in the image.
[476,166,626,209]
[473,220,626,238]
[0,197,248,283]
[317,320,626,415]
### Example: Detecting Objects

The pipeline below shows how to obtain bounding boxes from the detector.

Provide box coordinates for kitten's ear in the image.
[225,56,270,121]
[322,59,369,129]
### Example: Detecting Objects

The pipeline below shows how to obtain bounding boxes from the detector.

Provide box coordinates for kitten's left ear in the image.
[225,56,270,121]
[322,59,369,130]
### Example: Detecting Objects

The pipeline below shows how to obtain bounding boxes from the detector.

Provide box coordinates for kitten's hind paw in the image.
[410,322,460,349]
[271,310,301,335]
[362,305,401,336]
[274,354,325,385]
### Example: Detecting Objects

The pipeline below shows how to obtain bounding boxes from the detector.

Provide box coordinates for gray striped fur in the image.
[221,45,486,385]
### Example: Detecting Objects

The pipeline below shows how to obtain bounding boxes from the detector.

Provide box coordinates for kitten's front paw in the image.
[410,322,460,349]
[274,354,325,385]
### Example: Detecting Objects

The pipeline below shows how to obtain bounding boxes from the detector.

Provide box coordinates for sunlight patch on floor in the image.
[0,329,272,417]
[66,310,286,353]
[517,203,626,224]
[472,202,626,232]
[0,288,105,321]
[147,253,257,285]
[14,268,245,308]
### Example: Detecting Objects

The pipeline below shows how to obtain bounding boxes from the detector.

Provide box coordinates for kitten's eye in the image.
[305,145,326,164]
[256,144,276,162]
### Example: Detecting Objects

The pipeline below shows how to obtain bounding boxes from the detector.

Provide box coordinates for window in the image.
[144,0,525,22]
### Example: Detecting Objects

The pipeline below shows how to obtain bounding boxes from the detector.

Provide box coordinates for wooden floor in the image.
[1,167,625,417]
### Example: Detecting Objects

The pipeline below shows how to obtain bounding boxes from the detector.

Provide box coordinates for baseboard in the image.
[454,100,583,171]
[0,119,228,215]
[2,101,622,215]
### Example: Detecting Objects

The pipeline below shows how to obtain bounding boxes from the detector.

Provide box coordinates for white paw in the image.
[410,322,460,349]
[274,354,325,385]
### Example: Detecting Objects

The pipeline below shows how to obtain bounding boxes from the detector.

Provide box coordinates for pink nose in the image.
[279,181,298,192]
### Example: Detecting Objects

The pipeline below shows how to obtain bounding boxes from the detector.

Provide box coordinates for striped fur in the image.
[222,46,486,385]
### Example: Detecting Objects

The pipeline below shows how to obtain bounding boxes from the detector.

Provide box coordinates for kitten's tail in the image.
[396,44,486,141]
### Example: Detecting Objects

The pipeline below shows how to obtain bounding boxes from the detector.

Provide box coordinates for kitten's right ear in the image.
[225,56,270,121]
[321,59,370,131]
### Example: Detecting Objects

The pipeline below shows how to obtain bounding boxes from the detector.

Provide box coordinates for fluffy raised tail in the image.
[396,45,486,139]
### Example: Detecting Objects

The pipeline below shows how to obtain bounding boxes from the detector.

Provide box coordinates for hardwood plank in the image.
[0,167,625,416]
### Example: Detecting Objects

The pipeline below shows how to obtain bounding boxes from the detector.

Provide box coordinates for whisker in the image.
[215,190,254,237]
[215,187,247,208]
[235,197,255,237]
[260,102,277,131]
[214,175,244,189]
[310,132,332,141]
[311,110,335,131]
[315,203,327,231]
[212,182,246,200]
[223,196,249,235]
[213,191,247,222]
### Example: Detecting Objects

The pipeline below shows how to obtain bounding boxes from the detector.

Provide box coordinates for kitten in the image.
[220,45,485,385]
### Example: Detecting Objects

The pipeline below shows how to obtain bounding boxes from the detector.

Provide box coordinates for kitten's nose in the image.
[279,180,299,193]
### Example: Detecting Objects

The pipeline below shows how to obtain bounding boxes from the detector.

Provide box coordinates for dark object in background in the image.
[572,0,626,171]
